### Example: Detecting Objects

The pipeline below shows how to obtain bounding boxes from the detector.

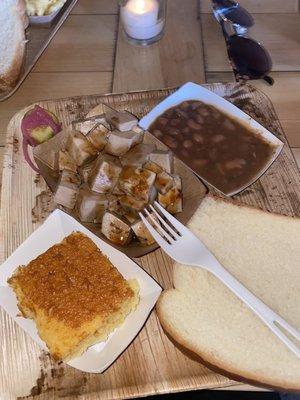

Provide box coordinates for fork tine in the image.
[138,212,171,248]
[154,201,185,234]
[148,204,179,239]
[143,208,175,243]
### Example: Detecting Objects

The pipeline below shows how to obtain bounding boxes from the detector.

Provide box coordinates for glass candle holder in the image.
[120,0,166,46]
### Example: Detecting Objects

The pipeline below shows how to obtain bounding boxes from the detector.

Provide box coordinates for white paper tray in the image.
[139,82,284,196]
[0,209,162,373]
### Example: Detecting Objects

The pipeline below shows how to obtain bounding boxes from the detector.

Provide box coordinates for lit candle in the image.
[121,0,164,40]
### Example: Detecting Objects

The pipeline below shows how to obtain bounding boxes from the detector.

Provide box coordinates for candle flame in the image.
[134,0,149,14]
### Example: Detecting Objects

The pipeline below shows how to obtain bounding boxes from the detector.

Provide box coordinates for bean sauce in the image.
[149,100,275,194]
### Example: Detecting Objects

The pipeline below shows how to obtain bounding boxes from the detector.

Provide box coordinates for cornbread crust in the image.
[8,232,139,361]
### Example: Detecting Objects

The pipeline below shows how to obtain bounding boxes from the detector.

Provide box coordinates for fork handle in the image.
[207,261,300,358]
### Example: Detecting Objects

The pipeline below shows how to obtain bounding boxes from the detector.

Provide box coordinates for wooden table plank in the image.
[113,0,205,92]
[200,13,231,73]
[250,72,300,147]
[200,0,299,13]
[250,14,300,71]
[201,13,300,72]
[33,15,117,72]
[72,0,118,14]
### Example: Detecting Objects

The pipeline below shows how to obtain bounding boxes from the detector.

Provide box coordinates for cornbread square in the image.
[8,232,139,361]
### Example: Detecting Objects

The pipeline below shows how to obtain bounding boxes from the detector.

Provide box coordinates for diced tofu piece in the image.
[123,210,139,224]
[79,160,96,183]
[105,130,143,156]
[144,160,163,174]
[111,181,125,196]
[119,194,146,213]
[106,194,122,214]
[60,169,81,186]
[72,116,107,135]
[86,123,110,151]
[148,150,174,173]
[58,150,77,173]
[88,154,122,194]
[119,166,156,202]
[148,185,158,204]
[155,171,174,194]
[76,186,108,223]
[53,171,80,209]
[121,143,156,167]
[101,212,132,246]
[103,105,138,132]
[65,131,98,167]
[158,175,183,214]
[131,125,144,134]
[132,216,157,246]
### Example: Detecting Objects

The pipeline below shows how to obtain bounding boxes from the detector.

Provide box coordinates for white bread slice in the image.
[157,195,300,391]
[0,0,26,92]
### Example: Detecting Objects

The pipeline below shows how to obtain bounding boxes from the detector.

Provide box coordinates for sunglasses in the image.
[212,0,274,85]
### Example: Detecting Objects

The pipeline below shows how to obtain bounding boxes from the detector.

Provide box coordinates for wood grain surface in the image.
[1,83,300,399]
[200,13,300,72]
[200,0,300,13]
[113,0,205,92]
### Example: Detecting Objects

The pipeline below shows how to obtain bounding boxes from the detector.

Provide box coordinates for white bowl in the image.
[139,82,284,196]
[0,210,161,373]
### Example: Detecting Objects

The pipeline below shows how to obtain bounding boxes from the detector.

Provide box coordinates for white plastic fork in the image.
[139,201,300,359]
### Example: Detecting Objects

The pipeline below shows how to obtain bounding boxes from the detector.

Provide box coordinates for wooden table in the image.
[0,0,299,397]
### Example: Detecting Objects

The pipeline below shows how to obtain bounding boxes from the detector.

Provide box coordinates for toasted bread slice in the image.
[8,232,139,361]
[157,195,300,391]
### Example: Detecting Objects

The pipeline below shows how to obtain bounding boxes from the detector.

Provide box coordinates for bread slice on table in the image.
[8,232,139,361]
[0,0,27,92]
[157,195,300,391]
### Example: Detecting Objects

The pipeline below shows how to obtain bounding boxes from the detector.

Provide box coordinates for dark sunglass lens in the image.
[227,36,272,79]
[213,1,254,27]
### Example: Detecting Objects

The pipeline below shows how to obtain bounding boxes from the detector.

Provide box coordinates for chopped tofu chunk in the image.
[144,160,163,174]
[72,116,107,135]
[155,171,174,194]
[88,154,122,194]
[86,123,110,151]
[132,217,157,246]
[111,182,125,196]
[121,143,156,167]
[106,194,122,214]
[79,160,96,183]
[123,210,139,224]
[65,131,98,167]
[158,175,183,214]
[101,212,132,245]
[60,169,81,186]
[119,194,147,213]
[58,150,77,173]
[54,171,80,209]
[103,105,138,132]
[131,125,144,134]
[77,186,107,223]
[105,130,143,156]
[119,166,156,202]
[148,185,158,204]
[149,150,173,173]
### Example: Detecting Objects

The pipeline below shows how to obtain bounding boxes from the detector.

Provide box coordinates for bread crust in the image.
[0,0,26,92]
[156,293,300,392]
[205,193,299,219]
